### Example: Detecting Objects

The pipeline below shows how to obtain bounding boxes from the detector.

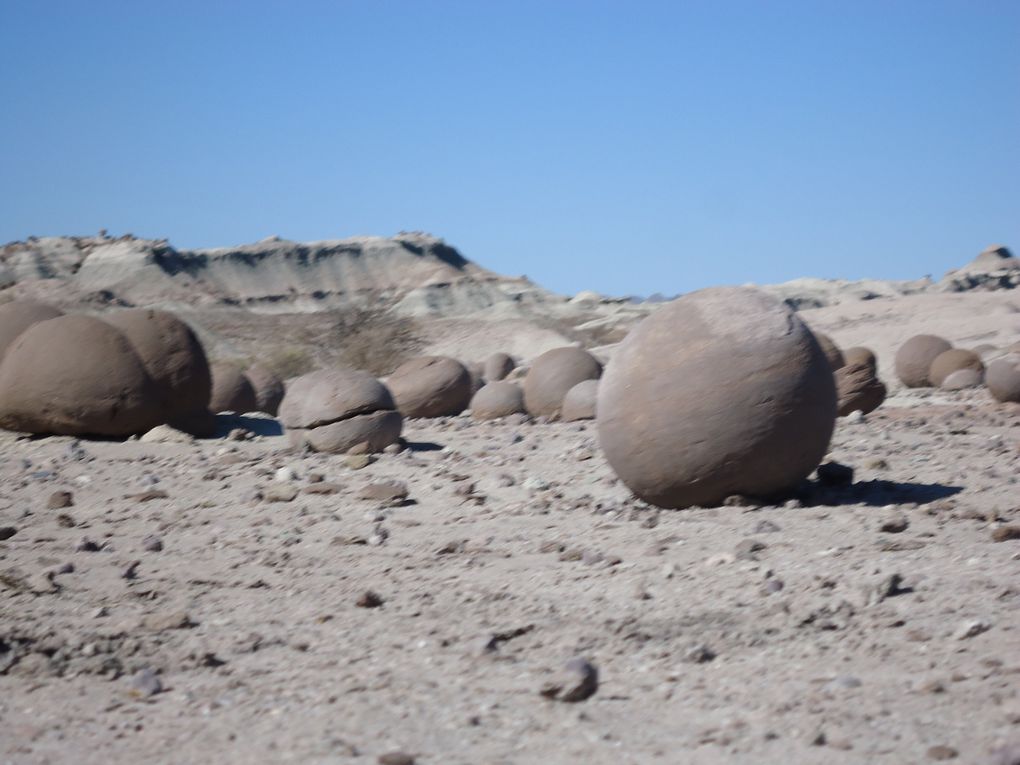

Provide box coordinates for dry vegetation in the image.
[330,305,424,376]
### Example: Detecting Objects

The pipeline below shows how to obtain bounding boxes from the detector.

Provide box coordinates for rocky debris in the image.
[930,349,984,388]
[0,300,64,361]
[895,335,953,388]
[483,351,516,382]
[986,355,1020,403]
[279,368,402,453]
[523,347,602,418]
[209,362,257,413]
[388,356,473,418]
[939,244,1020,292]
[469,381,526,421]
[539,657,599,702]
[0,314,162,436]
[991,525,1020,542]
[560,379,598,422]
[836,362,886,416]
[597,287,836,508]
[245,364,285,415]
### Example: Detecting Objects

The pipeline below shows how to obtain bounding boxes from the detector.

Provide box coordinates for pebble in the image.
[991,525,1020,542]
[142,610,192,632]
[142,535,164,552]
[926,745,958,760]
[264,484,299,503]
[46,491,74,509]
[128,668,163,698]
[346,455,373,470]
[378,753,415,765]
[754,520,781,534]
[539,657,599,702]
[0,526,17,541]
[954,619,992,640]
[356,590,384,608]
[735,539,766,560]
[879,514,910,534]
[356,481,410,504]
[274,466,298,482]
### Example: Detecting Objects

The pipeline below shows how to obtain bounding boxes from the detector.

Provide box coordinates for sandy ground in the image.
[1,384,1018,764]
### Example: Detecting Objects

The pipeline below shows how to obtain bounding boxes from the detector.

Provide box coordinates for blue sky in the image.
[1,1,1017,296]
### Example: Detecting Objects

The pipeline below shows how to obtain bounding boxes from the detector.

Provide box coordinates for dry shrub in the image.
[263,346,317,379]
[332,306,423,376]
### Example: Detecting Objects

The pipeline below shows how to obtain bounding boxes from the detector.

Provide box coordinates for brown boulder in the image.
[895,335,952,388]
[103,309,211,420]
[245,364,285,415]
[836,362,886,416]
[470,381,525,420]
[388,356,472,418]
[597,287,836,509]
[561,379,598,422]
[209,363,257,413]
[483,352,516,382]
[0,315,160,436]
[279,367,402,453]
[986,355,1020,403]
[941,368,983,390]
[843,346,877,370]
[0,300,63,361]
[523,347,602,418]
[929,349,984,388]
[814,332,845,370]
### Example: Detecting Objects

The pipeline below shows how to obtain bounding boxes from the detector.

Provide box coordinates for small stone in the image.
[926,745,958,760]
[991,525,1020,542]
[954,619,992,640]
[303,482,343,495]
[826,675,862,691]
[346,454,373,470]
[142,535,164,552]
[735,539,766,560]
[0,526,17,541]
[127,668,163,698]
[274,466,297,482]
[75,537,102,552]
[356,590,384,608]
[356,481,409,504]
[122,560,141,580]
[879,514,909,534]
[264,484,299,503]
[539,657,599,702]
[142,610,192,632]
[46,491,74,509]
[383,442,404,455]
[378,753,415,765]
[817,462,854,487]
[754,520,781,534]
[683,644,716,663]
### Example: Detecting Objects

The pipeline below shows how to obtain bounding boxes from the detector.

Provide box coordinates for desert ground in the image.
[0,235,1019,764]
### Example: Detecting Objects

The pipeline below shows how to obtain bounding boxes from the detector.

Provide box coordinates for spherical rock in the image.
[843,346,877,370]
[0,300,64,361]
[483,352,516,382]
[814,332,845,370]
[279,367,402,453]
[387,356,472,418]
[895,335,952,388]
[929,348,984,388]
[245,364,285,415]
[209,363,257,413]
[597,287,836,509]
[465,361,485,394]
[561,379,599,421]
[941,368,983,390]
[470,381,525,420]
[835,362,886,416]
[986,355,1020,403]
[523,347,602,418]
[0,315,160,436]
[103,309,212,419]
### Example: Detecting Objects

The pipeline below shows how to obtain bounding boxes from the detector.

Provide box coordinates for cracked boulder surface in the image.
[278,367,403,453]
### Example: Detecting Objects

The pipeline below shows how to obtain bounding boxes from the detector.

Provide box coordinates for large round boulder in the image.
[561,379,598,422]
[279,367,402,453]
[103,308,211,420]
[835,362,886,416]
[941,368,983,390]
[209,363,257,413]
[814,332,845,370]
[895,335,952,388]
[597,287,836,509]
[470,381,525,420]
[387,356,472,418]
[483,352,516,382]
[523,347,602,418]
[929,349,984,388]
[0,315,161,436]
[843,346,877,370]
[0,300,64,361]
[986,355,1020,403]
[245,364,285,415]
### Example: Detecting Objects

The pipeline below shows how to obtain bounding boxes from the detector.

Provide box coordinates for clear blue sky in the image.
[2,1,1017,296]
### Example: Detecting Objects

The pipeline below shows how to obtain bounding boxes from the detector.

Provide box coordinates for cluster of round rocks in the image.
[895,334,1020,402]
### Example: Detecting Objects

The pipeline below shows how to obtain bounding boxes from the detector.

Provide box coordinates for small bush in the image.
[332,306,423,376]
[263,346,317,379]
